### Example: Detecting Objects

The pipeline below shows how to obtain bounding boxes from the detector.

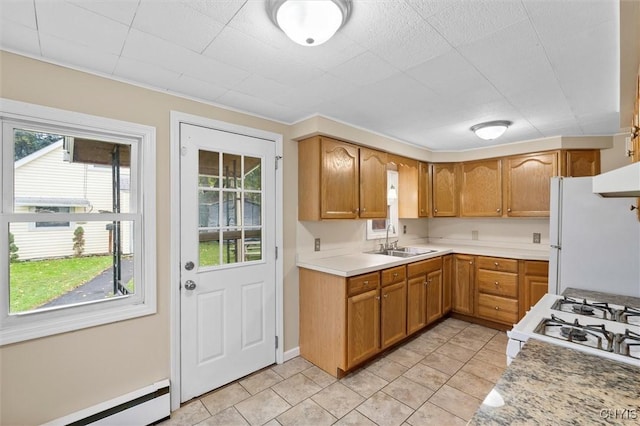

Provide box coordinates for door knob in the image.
[185,261,195,271]
[184,280,197,290]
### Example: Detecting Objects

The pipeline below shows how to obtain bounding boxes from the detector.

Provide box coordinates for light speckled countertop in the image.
[469,339,640,425]
[296,243,548,277]
[563,287,640,307]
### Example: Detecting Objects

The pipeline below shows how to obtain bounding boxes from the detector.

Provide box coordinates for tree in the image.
[72,226,85,257]
[9,232,19,262]
[13,130,63,161]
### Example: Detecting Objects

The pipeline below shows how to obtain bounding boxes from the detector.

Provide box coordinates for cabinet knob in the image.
[424,281,428,286]
[494,262,499,267]
[494,281,499,287]
[496,208,501,213]
[362,207,366,212]
[434,208,438,213]
[376,296,381,300]
[507,208,512,212]
[393,272,398,278]
[363,280,369,285]
[421,208,425,213]
[469,261,473,265]
[495,306,500,310]
[383,294,388,298]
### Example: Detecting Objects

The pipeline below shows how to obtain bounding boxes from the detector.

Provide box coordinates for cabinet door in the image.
[418,162,430,217]
[504,152,558,217]
[407,275,427,334]
[564,150,600,177]
[347,288,380,368]
[321,138,359,219]
[425,270,443,324]
[460,159,502,217]
[381,281,407,349]
[394,156,419,219]
[431,163,458,217]
[442,255,453,314]
[520,260,549,319]
[453,254,474,315]
[360,148,388,218]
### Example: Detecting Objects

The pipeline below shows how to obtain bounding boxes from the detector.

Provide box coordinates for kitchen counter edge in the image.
[296,244,549,277]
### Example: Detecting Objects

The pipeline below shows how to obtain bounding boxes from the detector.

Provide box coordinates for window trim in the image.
[0,98,156,346]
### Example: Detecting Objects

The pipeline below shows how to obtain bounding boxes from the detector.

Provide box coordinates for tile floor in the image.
[160,318,508,426]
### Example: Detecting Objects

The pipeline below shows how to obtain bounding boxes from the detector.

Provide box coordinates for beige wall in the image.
[0,51,294,425]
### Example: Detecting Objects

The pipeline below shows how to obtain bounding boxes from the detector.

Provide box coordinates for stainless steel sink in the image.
[366,247,437,258]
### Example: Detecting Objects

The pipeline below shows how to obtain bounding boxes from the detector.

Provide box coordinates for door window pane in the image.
[197,149,263,268]
[244,156,261,190]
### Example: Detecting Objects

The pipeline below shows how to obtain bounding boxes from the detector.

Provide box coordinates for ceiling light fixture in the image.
[267,0,352,47]
[470,120,512,141]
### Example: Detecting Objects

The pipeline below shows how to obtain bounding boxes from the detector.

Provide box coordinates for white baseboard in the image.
[44,379,170,426]
[283,346,300,362]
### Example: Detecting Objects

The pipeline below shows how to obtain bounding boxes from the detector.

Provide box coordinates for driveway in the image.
[41,258,134,308]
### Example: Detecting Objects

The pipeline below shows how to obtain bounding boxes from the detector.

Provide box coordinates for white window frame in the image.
[0,98,156,345]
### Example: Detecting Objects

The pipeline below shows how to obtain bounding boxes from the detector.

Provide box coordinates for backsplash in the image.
[297,217,549,261]
[428,217,550,247]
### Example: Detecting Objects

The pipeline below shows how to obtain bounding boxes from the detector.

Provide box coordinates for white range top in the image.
[296,242,549,277]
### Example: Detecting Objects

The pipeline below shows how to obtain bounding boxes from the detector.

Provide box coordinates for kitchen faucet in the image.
[383,223,397,250]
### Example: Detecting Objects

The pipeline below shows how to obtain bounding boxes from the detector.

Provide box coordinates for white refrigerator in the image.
[549,176,640,297]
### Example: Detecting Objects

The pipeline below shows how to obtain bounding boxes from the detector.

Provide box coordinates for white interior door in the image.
[180,123,276,401]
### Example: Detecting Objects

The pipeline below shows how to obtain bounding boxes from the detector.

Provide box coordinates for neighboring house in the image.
[12,140,131,260]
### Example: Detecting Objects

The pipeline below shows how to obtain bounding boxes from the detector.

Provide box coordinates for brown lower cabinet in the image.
[300,255,547,376]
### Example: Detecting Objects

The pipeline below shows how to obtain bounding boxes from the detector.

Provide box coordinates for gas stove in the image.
[507,294,640,367]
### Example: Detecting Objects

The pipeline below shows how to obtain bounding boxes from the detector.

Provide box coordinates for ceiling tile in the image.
[341,1,451,70]
[66,0,138,26]
[40,33,119,74]
[121,29,202,75]
[35,0,129,55]
[0,19,41,56]
[234,74,290,100]
[405,51,503,106]
[1,0,37,28]
[404,0,463,20]
[328,52,399,87]
[217,90,305,122]
[427,0,528,47]
[181,0,246,25]
[113,56,181,90]
[172,74,228,101]
[132,0,224,53]
[203,26,324,86]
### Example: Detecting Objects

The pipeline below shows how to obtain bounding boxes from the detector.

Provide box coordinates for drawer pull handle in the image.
[494,281,499,286]
[363,281,369,285]
[494,262,499,267]
[384,294,388,298]
[393,273,398,278]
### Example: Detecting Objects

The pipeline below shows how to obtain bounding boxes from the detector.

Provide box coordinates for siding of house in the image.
[13,145,131,260]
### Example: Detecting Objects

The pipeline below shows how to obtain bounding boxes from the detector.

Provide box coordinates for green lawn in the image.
[9,255,113,313]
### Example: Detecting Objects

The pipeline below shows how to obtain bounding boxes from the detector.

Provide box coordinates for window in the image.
[0,99,156,345]
[366,170,399,241]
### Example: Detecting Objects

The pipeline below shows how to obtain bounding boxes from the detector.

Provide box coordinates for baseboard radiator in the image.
[44,379,170,426]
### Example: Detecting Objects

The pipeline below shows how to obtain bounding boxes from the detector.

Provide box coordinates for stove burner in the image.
[615,329,640,359]
[560,326,588,341]
[572,304,595,315]
[616,306,640,325]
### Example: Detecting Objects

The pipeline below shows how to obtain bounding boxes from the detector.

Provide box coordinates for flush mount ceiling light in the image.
[267,0,352,47]
[470,120,512,141]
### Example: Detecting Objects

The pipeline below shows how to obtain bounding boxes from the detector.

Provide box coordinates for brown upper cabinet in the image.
[298,136,387,220]
[503,151,559,217]
[460,159,502,217]
[431,163,458,217]
[562,150,601,177]
[359,147,388,218]
[389,155,421,219]
[418,162,430,218]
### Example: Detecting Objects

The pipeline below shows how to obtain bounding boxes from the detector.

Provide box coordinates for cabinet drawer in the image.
[477,293,518,324]
[381,265,406,287]
[524,260,549,276]
[348,272,380,296]
[407,257,442,277]
[477,270,518,298]
[476,256,518,273]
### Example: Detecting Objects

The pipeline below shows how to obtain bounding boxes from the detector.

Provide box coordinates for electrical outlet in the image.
[314,238,321,251]
[472,230,479,240]
[403,225,407,234]
[533,233,541,244]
